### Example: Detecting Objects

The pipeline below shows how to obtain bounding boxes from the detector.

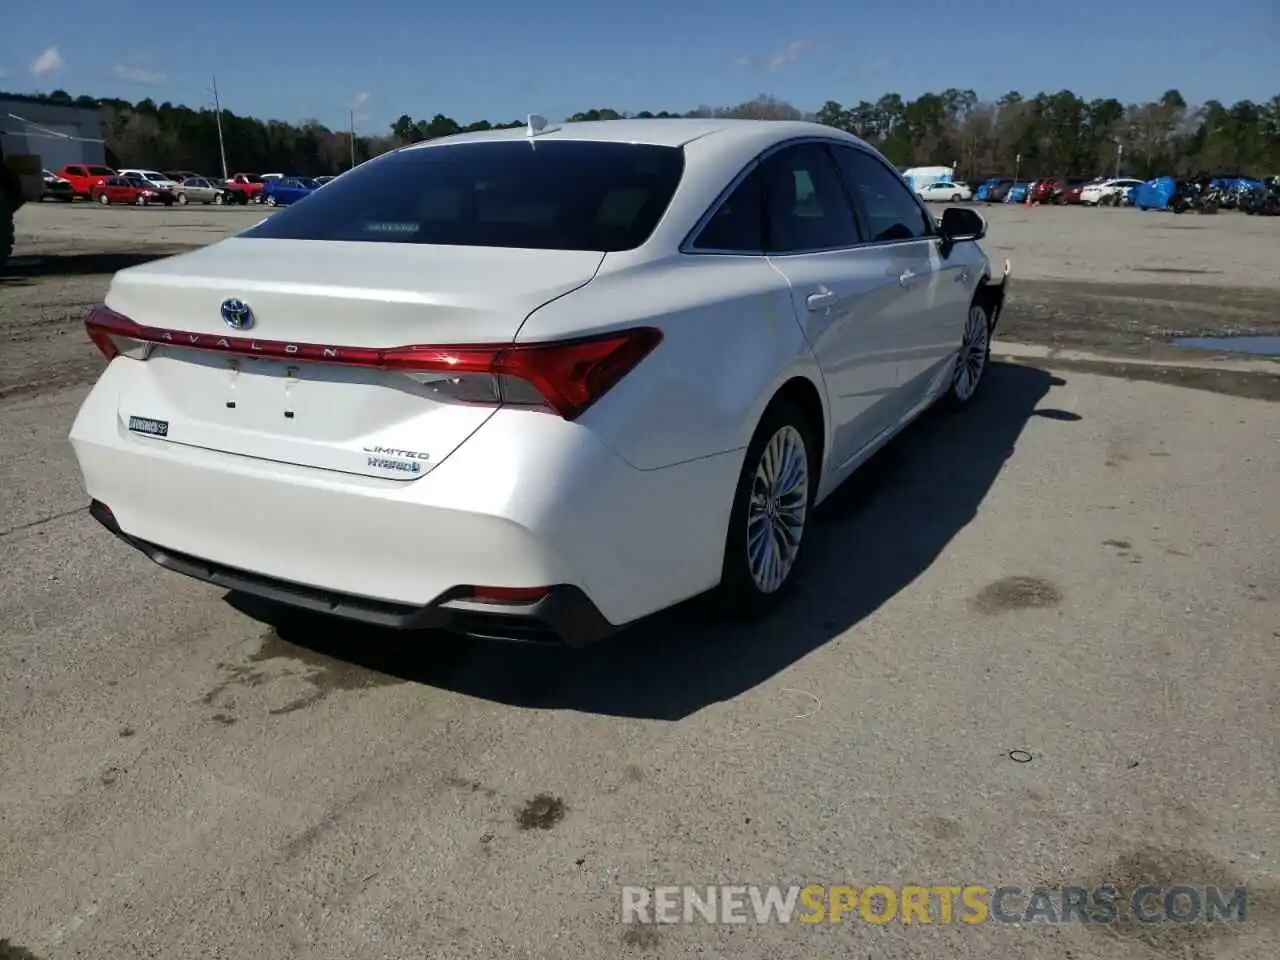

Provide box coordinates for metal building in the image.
[0,94,106,173]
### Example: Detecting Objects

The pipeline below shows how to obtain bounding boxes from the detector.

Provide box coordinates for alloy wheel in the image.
[746,425,810,594]
[952,306,991,402]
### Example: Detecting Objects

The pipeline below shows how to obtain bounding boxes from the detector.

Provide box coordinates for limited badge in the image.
[127,415,169,437]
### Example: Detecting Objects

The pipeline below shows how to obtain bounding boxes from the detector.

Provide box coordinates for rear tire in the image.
[177,192,188,205]
[98,193,110,205]
[712,399,818,619]
[940,300,993,411]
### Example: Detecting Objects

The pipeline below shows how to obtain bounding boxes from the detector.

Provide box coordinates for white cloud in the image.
[113,62,165,85]
[736,39,815,72]
[30,46,64,77]
[351,92,370,108]
[767,39,811,70]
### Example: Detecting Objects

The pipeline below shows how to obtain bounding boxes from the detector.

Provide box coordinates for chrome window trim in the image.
[680,135,940,258]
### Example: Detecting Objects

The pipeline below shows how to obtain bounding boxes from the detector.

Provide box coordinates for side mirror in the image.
[938,206,986,258]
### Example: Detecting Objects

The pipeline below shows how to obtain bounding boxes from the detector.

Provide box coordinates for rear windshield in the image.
[241,140,686,252]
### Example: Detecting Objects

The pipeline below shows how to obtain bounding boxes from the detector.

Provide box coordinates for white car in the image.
[71,118,1010,646]
[917,180,973,202]
[117,168,179,192]
[1080,178,1144,206]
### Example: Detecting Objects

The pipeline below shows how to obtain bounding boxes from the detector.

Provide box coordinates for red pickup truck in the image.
[57,163,118,199]
[221,173,266,203]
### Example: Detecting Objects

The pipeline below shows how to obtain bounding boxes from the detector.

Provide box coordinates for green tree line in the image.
[6,87,1279,180]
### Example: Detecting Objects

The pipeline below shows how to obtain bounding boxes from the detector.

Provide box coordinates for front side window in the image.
[759,143,862,253]
[833,147,934,243]
[243,140,686,252]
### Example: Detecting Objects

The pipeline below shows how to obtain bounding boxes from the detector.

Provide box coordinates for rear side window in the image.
[88,166,115,176]
[243,140,686,252]
[690,165,765,252]
[832,147,934,243]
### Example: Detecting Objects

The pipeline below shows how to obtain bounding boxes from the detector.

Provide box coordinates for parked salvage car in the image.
[118,169,180,192]
[92,176,173,206]
[1005,181,1031,203]
[262,176,321,206]
[917,180,973,202]
[1239,176,1280,215]
[1055,177,1090,204]
[42,168,75,201]
[57,163,118,199]
[978,179,1012,202]
[176,176,232,205]
[72,118,1010,646]
[222,173,266,203]
[1081,177,1143,206]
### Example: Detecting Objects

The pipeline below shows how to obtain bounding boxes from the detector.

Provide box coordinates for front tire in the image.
[177,192,188,205]
[941,301,993,411]
[713,400,817,618]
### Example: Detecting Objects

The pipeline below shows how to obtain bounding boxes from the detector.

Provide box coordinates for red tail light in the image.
[83,304,662,421]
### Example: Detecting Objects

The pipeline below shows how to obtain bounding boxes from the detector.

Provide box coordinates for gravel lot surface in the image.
[1,199,1277,960]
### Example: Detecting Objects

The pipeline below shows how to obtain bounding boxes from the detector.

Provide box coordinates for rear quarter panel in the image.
[516,254,828,472]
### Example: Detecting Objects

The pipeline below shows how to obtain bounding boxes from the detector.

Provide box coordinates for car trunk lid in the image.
[102,238,603,479]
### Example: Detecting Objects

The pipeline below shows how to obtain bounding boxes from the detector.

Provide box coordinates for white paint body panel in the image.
[70,118,996,630]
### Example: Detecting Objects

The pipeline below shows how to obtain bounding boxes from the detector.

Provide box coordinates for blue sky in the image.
[2,0,1277,134]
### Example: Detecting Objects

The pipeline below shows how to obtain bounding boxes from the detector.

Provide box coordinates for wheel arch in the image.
[759,374,827,488]
[972,258,1011,334]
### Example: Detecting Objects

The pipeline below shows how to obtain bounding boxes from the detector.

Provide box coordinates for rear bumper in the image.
[88,500,614,646]
[70,360,738,641]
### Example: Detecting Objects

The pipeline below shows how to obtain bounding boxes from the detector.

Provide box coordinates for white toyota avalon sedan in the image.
[71,117,1010,646]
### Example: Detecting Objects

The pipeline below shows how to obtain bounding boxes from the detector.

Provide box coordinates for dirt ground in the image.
[1,198,1277,960]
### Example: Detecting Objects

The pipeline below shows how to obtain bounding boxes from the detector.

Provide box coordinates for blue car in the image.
[262,177,320,207]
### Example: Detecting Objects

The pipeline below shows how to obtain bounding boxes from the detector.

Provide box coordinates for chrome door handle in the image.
[956,269,971,284]
[899,270,917,286]
[806,290,839,311]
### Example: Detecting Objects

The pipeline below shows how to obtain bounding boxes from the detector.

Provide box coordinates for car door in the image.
[831,145,961,405]
[759,141,910,472]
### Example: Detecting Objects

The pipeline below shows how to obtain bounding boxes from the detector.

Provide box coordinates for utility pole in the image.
[1115,141,1124,178]
[211,76,228,181]
[349,110,356,169]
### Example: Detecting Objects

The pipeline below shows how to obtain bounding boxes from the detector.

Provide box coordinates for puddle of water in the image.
[1172,335,1280,357]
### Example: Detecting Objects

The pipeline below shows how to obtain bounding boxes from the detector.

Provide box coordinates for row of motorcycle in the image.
[1169,176,1280,215]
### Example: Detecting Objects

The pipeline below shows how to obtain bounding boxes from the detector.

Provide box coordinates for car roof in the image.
[407,117,867,152]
